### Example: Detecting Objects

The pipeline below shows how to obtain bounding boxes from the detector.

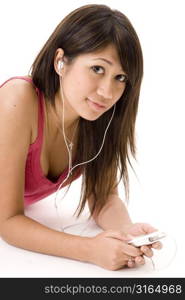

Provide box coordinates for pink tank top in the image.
[0,76,81,206]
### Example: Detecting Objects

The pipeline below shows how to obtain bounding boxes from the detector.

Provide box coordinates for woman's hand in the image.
[124,222,163,268]
[88,230,144,271]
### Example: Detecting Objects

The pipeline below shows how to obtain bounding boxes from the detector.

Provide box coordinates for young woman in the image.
[0,4,161,271]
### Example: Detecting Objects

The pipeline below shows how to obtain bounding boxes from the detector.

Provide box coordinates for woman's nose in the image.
[97,79,113,100]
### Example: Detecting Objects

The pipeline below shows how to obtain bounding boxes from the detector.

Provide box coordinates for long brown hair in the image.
[29,4,143,217]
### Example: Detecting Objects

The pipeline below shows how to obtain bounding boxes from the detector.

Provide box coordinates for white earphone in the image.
[58,60,64,71]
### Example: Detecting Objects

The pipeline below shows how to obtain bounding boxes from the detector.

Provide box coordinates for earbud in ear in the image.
[58,60,64,71]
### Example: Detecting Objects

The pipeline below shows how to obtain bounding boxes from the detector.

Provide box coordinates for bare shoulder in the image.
[0,76,38,141]
[0,76,38,110]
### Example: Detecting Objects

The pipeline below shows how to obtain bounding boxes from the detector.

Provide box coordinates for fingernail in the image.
[137,257,144,264]
[137,257,142,262]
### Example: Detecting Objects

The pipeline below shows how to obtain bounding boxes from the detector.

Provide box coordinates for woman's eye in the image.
[92,66,104,74]
[116,74,128,83]
[91,66,128,83]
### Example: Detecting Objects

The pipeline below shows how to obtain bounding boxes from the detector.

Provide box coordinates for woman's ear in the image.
[54,48,65,75]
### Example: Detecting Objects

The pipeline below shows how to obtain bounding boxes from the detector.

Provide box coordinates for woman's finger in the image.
[152,241,163,249]
[140,245,153,257]
[134,255,145,265]
[122,243,143,257]
[127,257,135,268]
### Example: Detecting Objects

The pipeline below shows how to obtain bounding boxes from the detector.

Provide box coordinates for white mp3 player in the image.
[128,231,166,247]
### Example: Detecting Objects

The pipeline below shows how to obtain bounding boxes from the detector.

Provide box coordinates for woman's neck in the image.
[45,92,80,139]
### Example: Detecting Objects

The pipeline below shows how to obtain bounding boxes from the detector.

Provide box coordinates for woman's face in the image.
[57,44,127,121]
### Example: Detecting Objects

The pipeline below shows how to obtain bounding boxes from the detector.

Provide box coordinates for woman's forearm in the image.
[0,214,91,262]
[95,195,133,233]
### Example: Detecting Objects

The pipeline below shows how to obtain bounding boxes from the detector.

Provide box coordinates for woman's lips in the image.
[87,98,106,111]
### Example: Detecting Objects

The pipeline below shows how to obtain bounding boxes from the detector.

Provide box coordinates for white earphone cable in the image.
[54,76,116,230]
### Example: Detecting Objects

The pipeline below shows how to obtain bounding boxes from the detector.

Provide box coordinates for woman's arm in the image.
[88,187,133,233]
[94,195,133,232]
[1,214,91,262]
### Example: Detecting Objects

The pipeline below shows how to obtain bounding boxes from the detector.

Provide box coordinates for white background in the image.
[0,0,185,277]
